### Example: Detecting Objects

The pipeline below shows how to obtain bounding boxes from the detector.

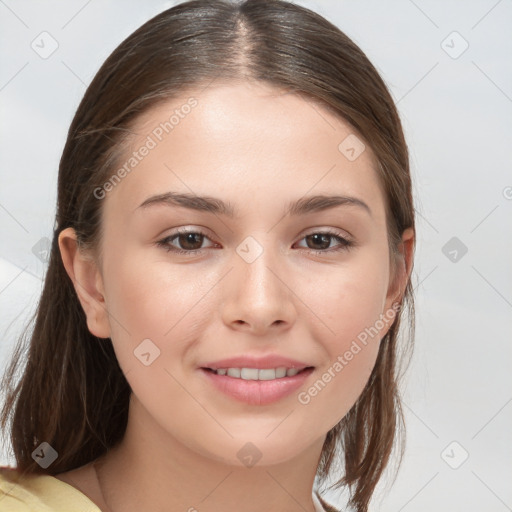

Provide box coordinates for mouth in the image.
[201,366,314,380]
[199,366,315,405]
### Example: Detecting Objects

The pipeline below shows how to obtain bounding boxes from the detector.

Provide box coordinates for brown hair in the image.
[0,1,415,510]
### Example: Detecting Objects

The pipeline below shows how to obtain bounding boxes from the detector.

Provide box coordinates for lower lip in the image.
[199,367,314,406]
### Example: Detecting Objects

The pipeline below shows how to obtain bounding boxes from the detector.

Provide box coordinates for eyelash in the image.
[156,227,354,257]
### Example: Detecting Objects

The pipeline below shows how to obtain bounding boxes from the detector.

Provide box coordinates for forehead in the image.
[103,80,385,219]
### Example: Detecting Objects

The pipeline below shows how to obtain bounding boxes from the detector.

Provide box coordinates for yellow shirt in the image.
[0,465,338,511]
[0,466,101,512]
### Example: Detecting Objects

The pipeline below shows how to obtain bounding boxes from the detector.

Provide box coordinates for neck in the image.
[94,395,325,512]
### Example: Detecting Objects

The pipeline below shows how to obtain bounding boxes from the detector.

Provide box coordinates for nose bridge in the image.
[222,233,296,332]
[236,233,284,300]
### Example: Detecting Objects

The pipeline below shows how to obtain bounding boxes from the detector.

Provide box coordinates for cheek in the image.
[306,249,390,350]
[293,252,390,425]
[101,248,216,369]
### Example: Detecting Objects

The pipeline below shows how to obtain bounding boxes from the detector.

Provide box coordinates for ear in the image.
[58,227,111,339]
[382,227,415,325]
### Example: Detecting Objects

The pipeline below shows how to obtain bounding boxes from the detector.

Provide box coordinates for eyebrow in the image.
[136,191,372,217]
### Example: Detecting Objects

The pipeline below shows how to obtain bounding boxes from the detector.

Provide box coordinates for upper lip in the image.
[200,355,314,371]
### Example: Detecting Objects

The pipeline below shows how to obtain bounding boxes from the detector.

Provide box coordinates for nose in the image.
[221,243,297,336]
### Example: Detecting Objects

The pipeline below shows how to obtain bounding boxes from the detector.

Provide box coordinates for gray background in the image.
[1,0,511,510]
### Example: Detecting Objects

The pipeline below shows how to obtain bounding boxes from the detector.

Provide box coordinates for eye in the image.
[156,228,215,256]
[294,230,354,254]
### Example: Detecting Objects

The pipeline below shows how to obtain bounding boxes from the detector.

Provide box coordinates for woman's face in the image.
[81,80,408,466]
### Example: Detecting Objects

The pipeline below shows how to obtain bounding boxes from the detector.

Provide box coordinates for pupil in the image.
[180,233,202,250]
[308,233,329,250]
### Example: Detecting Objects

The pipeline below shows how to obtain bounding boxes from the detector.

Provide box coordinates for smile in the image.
[204,366,312,380]
[200,367,315,405]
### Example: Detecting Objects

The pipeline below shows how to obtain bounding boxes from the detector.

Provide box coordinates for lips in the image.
[200,354,312,371]
[198,354,315,405]
[200,366,315,405]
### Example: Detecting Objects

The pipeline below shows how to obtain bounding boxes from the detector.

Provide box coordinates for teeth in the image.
[213,367,304,380]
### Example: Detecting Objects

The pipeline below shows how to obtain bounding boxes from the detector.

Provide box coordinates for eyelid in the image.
[300,226,353,241]
[157,226,214,242]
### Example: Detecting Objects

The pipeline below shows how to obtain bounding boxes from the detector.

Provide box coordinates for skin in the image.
[56,80,414,512]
